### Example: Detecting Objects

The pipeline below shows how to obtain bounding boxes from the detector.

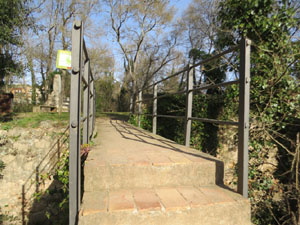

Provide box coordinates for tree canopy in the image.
[0,0,32,89]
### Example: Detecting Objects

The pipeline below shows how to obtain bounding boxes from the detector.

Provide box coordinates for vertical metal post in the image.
[22,185,26,225]
[152,83,157,134]
[93,85,96,135]
[57,139,60,161]
[35,166,39,193]
[184,66,193,147]
[70,20,82,225]
[89,78,94,139]
[238,38,251,198]
[83,60,90,144]
[138,91,142,127]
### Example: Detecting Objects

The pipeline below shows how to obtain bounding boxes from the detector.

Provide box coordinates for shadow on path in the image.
[109,119,224,185]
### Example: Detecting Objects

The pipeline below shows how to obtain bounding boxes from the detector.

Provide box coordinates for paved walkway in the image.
[79,118,250,225]
[88,118,222,167]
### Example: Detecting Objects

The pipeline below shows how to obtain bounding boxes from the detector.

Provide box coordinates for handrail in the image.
[142,66,189,91]
[131,38,251,198]
[192,80,239,92]
[190,45,239,70]
[189,117,239,126]
[140,45,238,92]
[70,20,96,225]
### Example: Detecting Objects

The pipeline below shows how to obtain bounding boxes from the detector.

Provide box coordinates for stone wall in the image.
[0,121,68,224]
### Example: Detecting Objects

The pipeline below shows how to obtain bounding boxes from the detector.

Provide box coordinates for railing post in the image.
[93,85,95,136]
[184,65,193,147]
[35,166,39,193]
[83,60,90,145]
[138,91,142,127]
[57,139,60,161]
[89,78,94,139]
[22,185,25,225]
[70,20,83,225]
[152,83,157,134]
[238,38,251,198]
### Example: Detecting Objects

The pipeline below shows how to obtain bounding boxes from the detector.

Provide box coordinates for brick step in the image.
[84,150,224,191]
[79,185,250,225]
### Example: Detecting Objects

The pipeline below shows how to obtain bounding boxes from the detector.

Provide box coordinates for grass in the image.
[0,112,69,130]
[0,111,131,131]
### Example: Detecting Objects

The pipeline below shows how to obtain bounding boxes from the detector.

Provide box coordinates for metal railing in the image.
[131,38,251,198]
[69,20,96,225]
[22,126,69,225]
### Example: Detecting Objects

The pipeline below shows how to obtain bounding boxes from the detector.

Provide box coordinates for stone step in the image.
[84,150,224,191]
[79,185,251,225]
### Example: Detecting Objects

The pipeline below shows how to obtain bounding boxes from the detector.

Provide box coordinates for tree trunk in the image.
[59,70,66,114]
[28,57,37,105]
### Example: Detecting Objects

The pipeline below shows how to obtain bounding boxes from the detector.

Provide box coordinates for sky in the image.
[170,0,191,17]
[98,0,192,81]
[21,0,192,85]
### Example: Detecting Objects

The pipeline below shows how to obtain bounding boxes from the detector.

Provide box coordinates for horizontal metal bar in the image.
[142,66,189,91]
[136,113,184,120]
[139,46,238,93]
[157,114,185,119]
[189,117,239,126]
[156,90,186,99]
[192,80,239,92]
[190,45,239,70]
[136,90,186,103]
[142,114,153,117]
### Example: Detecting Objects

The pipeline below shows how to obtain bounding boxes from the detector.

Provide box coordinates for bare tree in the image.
[106,0,176,104]
[179,0,220,52]
[22,0,98,104]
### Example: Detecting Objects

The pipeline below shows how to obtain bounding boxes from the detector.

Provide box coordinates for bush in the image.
[12,103,33,113]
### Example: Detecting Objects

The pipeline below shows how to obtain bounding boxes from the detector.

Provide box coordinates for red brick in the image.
[199,187,234,203]
[109,190,135,211]
[156,188,189,210]
[82,191,107,216]
[177,187,210,207]
[133,189,161,211]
